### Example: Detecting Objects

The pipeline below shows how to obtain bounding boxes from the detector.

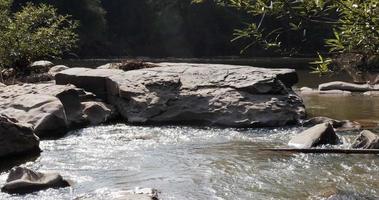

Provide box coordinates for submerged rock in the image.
[303,117,361,130]
[289,123,340,148]
[319,81,379,92]
[352,130,379,149]
[115,188,159,200]
[0,115,40,158]
[1,167,70,194]
[56,63,305,127]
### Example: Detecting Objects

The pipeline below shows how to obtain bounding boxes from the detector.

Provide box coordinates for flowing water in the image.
[1,125,379,200]
[1,59,379,199]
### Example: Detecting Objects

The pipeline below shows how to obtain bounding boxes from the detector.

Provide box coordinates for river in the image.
[0,59,378,199]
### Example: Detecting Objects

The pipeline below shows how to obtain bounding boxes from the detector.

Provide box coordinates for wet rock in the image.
[1,167,70,194]
[116,188,159,200]
[48,65,69,77]
[319,81,379,92]
[351,130,379,149]
[299,87,351,95]
[300,87,351,96]
[0,115,40,158]
[56,63,305,127]
[303,117,361,130]
[81,101,113,125]
[289,123,340,148]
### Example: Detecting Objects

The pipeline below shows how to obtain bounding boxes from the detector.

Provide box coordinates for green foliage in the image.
[0,2,78,69]
[310,53,333,74]
[13,0,105,57]
[196,0,379,72]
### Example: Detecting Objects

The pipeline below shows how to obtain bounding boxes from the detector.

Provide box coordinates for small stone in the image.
[1,167,70,194]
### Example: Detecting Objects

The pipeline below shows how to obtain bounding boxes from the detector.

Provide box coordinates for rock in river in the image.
[289,123,340,148]
[0,115,40,158]
[319,81,379,92]
[1,167,70,194]
[0,83,114,137]
[56,63,305,127]
[352,130,379,149]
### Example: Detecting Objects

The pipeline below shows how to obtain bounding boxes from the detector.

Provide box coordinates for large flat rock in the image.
[56,63,305,127]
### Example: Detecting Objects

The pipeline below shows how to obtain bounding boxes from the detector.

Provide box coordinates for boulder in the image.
[115,188,159,200]
[1,167,70,194]
[56,63,305,127]
[351,130,379,149]
[81,101,113,125]
[48,65,69,77]
[0,83,114,137]
[29,61,54,73]
[319,81,379,92]
[289,123,340,148]
[0,115,40,158]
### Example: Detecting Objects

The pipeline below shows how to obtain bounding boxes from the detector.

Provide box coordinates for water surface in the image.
[1,125,378,200]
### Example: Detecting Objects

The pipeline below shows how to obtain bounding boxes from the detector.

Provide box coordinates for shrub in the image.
[0,1,78,70]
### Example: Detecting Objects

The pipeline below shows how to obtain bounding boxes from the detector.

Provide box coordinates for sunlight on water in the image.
[1,124,378,200]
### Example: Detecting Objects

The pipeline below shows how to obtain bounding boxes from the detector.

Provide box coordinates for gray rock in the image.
[0,115,40,158]
[299,87,351,95]
[289,123,340,148]
[0,83,113,137]
[29,61,54,73]
[56,63,305,127]
[352,130,379,149]
[1,167,69,194]
[319,81,379,92]
[82,101,113,125]
[48,65,69,77]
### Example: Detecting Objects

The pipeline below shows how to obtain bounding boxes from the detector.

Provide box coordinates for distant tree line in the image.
[9,0,334,58]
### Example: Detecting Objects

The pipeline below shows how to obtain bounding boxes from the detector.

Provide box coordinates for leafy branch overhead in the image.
[0,1,78,69]
[195,0,379,72]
